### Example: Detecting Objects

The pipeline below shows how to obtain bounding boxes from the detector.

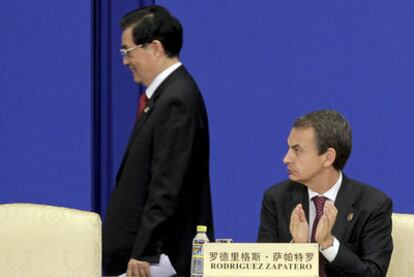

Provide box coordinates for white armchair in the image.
[387,212,414,276]
[0,203,101,277]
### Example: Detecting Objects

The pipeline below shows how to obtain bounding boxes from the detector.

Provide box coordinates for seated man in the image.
[257,109,393,277]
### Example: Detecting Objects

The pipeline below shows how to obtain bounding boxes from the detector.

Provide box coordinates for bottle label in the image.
[192,243,204,258]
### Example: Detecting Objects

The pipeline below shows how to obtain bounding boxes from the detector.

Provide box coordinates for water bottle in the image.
[190,225,209,277]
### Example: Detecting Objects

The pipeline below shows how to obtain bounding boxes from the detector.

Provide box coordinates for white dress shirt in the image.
[145,62,182,99]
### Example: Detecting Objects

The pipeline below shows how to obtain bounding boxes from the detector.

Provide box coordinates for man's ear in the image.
[150,40,165,57]
[323,147,336,167]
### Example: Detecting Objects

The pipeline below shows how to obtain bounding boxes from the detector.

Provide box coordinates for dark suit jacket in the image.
[103,66,214,276]
[257,175,393,277]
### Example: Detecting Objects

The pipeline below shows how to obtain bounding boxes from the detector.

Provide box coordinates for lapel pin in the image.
[144,107,150,113]
[347,212,354,222]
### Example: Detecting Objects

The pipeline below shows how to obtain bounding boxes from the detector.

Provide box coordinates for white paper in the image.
[118,254,176,277]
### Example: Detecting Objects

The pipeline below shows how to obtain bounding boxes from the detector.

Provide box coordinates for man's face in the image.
[121,27,155,86]
[283,127,327,186]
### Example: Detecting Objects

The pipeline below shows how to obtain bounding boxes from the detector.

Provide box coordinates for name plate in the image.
[203,243,318,277]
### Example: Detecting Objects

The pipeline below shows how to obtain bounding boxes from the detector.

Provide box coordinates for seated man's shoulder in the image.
[347,177,392,207]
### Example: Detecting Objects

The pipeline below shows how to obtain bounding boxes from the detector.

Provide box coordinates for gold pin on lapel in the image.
[347,212,354,222]
[144,107,150,113]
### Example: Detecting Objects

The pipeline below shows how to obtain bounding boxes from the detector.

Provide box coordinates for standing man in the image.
[257,110,393,276]
[103,5,214,277]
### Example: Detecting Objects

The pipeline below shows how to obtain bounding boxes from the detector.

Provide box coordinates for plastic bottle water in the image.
[190,225,209,277]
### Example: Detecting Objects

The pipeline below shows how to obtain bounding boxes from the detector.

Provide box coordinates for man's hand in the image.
[289,204,309,243]
[315,200,338,249]
[127,258,150,277]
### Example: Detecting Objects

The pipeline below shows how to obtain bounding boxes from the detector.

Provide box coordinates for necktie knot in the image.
[312,195,328,216]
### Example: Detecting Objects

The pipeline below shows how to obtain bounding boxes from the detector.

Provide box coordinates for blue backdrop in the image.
[1,0,414,243]
[1,0,92,210]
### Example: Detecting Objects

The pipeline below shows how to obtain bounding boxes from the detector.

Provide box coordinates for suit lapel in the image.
[287,183,310,224]
[331,175,357,240]
[126,65,187,146]
[115,98,154,183]
[126,100,153,146]
[115,66,188,183]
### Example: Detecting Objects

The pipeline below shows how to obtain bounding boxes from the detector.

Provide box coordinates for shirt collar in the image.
[145,62,182,99]
[308,171,343,202]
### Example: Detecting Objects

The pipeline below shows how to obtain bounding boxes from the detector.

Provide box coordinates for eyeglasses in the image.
[120,44,144,59]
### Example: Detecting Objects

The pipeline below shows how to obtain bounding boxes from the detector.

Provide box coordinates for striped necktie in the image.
[311,195,328,277]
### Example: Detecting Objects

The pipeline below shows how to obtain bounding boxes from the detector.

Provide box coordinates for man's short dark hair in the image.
[293,109,352,170]
[120,5,183,58]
